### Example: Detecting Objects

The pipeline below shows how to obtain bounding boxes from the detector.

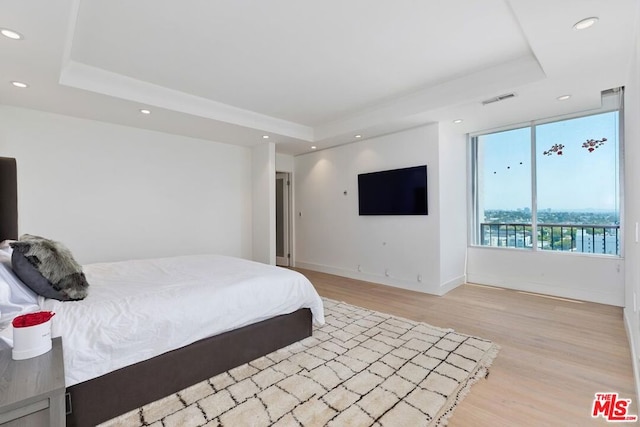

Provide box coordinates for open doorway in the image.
[276,172,291,266]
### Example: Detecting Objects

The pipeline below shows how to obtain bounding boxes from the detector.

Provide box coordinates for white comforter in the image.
[40,254,325,387]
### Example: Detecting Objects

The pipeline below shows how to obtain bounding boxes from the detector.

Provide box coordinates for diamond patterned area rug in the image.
[101,298,499,427]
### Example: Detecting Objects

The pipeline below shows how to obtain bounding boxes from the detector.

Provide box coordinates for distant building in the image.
[575,232,618,255]
[484,227,531,248]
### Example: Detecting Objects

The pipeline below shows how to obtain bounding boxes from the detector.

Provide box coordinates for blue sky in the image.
[480,111,619,211]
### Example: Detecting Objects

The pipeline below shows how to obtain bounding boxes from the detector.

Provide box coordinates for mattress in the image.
[39,254,324,387]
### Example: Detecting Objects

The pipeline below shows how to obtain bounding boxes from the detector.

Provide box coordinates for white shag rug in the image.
[101,298,499,427]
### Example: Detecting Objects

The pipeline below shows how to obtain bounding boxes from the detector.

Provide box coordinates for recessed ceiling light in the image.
[1,29,22,40]
[453,119,463,124]
[262,135,269,139]
[139,109,151,115]
[573,17,598,30]
[10,81,28,88]
[557,95,571,101]
[354,134,362,138]
[311,146,317,150]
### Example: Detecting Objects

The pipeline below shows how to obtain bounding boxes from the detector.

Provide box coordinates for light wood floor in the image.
[296,268,637,427]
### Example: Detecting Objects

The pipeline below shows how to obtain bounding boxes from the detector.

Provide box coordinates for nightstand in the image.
[0,337,65,426]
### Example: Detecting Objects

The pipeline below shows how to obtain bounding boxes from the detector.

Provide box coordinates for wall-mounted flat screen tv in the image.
[358,165,428,215]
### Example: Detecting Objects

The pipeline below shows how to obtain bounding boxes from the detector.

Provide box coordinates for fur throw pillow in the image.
[10,234,89,301]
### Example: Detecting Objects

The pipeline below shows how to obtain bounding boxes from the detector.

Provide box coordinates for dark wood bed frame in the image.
[0,157,313,427]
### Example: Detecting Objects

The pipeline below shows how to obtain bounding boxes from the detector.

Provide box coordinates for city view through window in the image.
[474,110,620,255]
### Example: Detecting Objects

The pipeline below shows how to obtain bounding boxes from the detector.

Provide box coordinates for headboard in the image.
[0,157,18,241]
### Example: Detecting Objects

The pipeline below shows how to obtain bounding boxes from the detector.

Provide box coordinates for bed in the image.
[0,157,324,427]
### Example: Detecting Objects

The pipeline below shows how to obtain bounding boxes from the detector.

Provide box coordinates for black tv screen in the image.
[358,165,428,215]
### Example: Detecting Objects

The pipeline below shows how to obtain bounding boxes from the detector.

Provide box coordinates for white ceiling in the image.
[0,0,637,155]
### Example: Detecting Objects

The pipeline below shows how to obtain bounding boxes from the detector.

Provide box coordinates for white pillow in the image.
[0,240,14,256]
[0,252,39,329]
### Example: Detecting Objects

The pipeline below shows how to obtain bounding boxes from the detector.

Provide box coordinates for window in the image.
[470,91,622,256]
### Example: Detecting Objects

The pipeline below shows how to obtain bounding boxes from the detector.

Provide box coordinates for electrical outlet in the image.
[417,274,422,282]
[384,269,390,277]
[357,264,362,272]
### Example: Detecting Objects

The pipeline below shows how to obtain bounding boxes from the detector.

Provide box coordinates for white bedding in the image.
[39,254,325,387]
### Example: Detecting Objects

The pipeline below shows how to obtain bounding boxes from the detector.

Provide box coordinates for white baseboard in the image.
[466,272,624,307]
[439,275,466,295]
[624,308,640,405]
[295,261,464,296]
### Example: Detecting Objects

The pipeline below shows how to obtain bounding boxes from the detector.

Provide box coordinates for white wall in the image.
[467,248,624,305]
[0,106,253,264]
[624,5,640,402]
[252,142,276,264]
[276,153,294,173]
[438,123,468,292]
[295,124,465,294]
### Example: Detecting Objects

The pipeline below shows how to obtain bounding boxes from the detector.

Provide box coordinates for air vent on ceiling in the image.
[482,93,517,106]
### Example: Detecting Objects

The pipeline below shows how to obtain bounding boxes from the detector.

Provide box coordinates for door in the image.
[276,172,290,266]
